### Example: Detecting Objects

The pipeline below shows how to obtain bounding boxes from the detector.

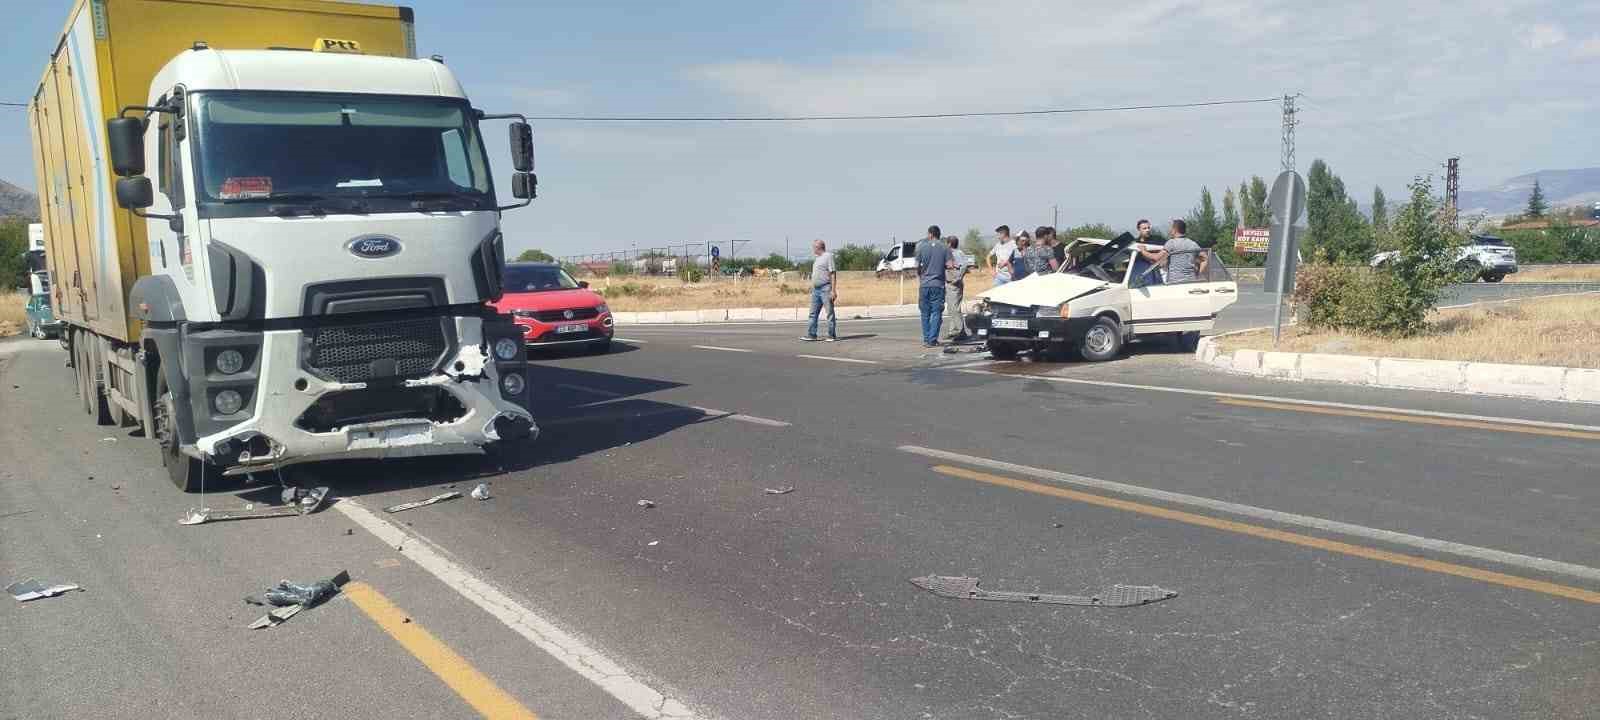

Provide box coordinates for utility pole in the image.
[1052,204,1059,229]
[1280,93,1298,173]
[1445,157,1460,213]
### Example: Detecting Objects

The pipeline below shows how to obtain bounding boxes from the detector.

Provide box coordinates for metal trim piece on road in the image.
[688,406,792,427]
[343,582,541,720]
[554,383,625,398]
[952,369,1600,435]
[899,446,1600,586]
[690,345,753,353]
[927,464,1600,605]
[795,354,880,365]
[614,338,649,344]
[333,500,703,720]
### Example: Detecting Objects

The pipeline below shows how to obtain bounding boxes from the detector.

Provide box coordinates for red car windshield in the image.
[504,266,580,292]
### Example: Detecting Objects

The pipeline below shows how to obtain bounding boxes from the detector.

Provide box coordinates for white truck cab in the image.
[967,233,1238,361]
[875,241,920,277]
[106,47,539,489]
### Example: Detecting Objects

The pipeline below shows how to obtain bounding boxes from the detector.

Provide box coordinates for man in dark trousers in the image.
[914,225,953,347]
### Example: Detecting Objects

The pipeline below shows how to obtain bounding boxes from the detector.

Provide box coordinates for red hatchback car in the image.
[493,263,614,353]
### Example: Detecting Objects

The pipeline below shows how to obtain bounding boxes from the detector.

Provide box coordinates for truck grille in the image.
[305,317,450,383]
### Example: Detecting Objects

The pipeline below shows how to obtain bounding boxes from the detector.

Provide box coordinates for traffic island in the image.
[1195,293,1600,404]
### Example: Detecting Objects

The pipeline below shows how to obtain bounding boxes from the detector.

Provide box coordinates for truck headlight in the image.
[501,372,526,396]
[215,349,245,375]
[214,389,244,416]
[493,337,520,361]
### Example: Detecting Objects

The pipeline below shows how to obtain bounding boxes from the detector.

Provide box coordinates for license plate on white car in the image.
[556,323,587,334]
[992,318,1029,330]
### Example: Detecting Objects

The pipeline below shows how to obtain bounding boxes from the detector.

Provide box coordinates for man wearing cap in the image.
[987,225,1017,286]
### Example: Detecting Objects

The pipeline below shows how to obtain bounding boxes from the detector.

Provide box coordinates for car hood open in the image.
[977,272,1112,307]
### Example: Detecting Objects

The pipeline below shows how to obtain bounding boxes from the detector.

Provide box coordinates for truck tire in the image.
[1078,316,1124,362]
[88,338,114,426]
[154,371,207,492]
[72,330,94,417]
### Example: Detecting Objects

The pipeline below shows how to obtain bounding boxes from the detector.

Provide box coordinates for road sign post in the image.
[1266,170,1306,346]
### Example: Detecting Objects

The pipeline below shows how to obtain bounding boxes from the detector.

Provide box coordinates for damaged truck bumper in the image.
[186,314,536,474]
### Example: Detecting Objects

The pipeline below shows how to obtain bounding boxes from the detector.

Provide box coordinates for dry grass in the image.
[1506,265,1600,282]
[1218,293,1600,368]
[0,290,27,338]
[597,270,998,312]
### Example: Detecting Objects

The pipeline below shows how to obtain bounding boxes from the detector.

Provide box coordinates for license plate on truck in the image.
[993,318,1029,330]
[556,323,586,334]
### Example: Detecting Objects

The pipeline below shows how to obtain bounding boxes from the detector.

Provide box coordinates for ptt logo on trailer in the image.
[346,235,402,259]
[313,38,363,54]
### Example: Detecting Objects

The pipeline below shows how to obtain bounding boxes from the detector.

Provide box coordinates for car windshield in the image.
[504,265,580,292]
[1473,236,1508,246]
[190,92,492,211]
[1067,236,1136,282]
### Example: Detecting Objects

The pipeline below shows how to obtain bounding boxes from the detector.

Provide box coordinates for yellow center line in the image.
[1216,397,1600,441]
[343,582,540,720]
[930,465,1600,605]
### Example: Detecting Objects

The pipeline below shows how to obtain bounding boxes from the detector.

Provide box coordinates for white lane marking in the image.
[942,360,1000,370]
[690,345,753,353]
[614,337,649,344]
[333,500,702,719]
[899,445,1600,584]
[688,406,791,427]
[620,316,917,329]
[953,369,1600,434]
[554,383,624,398]
[795,354,880,365]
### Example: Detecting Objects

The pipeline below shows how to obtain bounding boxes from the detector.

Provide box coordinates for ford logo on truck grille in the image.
[347,235,402,259]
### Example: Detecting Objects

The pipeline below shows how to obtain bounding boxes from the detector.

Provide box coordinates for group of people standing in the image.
[801,217,1209,347]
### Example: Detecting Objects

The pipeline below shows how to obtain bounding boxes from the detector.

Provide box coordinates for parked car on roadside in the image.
[1369,234,1517,282]
[492,263,614,353]
[964,233,1239,361]
[23,292,62,339]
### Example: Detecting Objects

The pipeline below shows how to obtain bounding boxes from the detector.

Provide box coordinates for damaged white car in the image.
[964,233,1239,361]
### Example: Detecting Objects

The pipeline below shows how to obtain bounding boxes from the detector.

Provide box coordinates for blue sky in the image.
[3,0,1597,260]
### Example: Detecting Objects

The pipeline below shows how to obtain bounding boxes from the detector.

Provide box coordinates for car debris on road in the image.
[763,486,796,495]
[7,578,83,602]
[470,483,491,500]
[246,570,350,630]
[909,575,1178,608]
[636,499,656,508]
[383,491,462,513]
[180,487,330,526]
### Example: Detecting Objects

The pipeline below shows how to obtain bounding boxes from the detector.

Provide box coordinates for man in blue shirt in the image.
[915,225,954,347]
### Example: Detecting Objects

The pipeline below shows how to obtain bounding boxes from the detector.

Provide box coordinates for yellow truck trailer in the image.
[29,0,540,490]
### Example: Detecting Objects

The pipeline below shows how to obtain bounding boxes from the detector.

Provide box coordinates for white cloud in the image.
[1520,22,1567,50]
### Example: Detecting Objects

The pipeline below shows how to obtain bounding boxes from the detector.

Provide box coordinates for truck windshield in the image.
[190,92,493,215]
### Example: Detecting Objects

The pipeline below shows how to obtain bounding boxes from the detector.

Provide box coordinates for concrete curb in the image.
[614,303,920,325]
[1194,335,1600,404]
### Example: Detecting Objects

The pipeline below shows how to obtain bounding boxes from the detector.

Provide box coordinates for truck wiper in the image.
[219,193,366,216]
[398,191,481,210]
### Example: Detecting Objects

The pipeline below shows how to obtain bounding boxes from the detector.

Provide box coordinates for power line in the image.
[1,102,28,108]
[523,97,1281,122]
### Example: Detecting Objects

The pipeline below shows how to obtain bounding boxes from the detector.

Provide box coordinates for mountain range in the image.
[0,178,39,219]
[1457,167,1600,218]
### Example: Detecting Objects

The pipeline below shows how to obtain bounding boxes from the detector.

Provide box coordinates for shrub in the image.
[755,253,793,271]
[677,264,705,283]
[833,244,881,271]
[608,261,635,276]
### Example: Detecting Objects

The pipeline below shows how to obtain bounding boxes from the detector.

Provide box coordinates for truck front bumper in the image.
[189,315,537,474]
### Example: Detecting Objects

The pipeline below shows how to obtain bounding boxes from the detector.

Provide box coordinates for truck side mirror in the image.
[511,172,536,200]
[508,122,533,172]
[107,117,146,177]
[116,176,154,210]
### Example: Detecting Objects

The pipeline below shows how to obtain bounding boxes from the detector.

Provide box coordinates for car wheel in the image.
[988,342,1019,360]
[1178,331,1201,353]
[1078,316,1123,362]
[1482,273,1504,283]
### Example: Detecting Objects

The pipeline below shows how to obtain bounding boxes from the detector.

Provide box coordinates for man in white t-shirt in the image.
[987,225,1017,285]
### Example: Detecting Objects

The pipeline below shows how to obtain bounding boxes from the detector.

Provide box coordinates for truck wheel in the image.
[88,339,114,426]
[1078,316,1124,362]
[154,372,207,492]
[72,331,94,417]
[988,342,1019,360]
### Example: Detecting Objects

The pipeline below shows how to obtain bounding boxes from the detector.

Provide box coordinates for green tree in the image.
[1221,188,1240,236]
[1240,176,1270,228]
[0,218,27,290]
[755,253,793,270]
[514,248,556,263]
[1375,176,1461,335]
[1186,187,1221,248]
[1525,179,1547,218]
[832,244,880,271]
[1371,186,1388,233]
[961,227,989,259]
[1305,159,1373,262]
[1063,223,1117,241]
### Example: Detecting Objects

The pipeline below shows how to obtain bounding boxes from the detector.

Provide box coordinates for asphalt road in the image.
[3,280,1597,719]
